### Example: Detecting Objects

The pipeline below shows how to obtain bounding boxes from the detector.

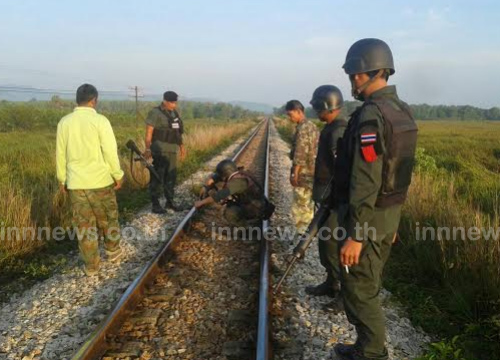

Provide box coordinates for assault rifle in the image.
[274,204,331,293]
[126,140,161,182]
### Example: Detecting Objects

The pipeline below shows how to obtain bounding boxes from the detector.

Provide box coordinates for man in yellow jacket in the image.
[56,84,124,276]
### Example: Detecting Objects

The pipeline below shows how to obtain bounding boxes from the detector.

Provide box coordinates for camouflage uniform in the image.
[69,185,121,271]
[290,119,319,232]
[211,171,267,227]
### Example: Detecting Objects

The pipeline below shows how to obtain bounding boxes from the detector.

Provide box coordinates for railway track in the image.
[72,120,272,360]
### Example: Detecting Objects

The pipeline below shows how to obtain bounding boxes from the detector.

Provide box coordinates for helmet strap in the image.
[351,69,385,101]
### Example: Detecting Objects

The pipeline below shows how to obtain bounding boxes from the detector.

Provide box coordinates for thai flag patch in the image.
[361,133,377,144]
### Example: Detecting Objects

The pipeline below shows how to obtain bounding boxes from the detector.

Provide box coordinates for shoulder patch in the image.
[360,132,377,145]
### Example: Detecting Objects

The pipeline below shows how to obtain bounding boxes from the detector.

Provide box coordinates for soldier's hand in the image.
[340,238,363,266]
[114,178,124,191]
[59,183,67,194]
[194,200,204,209]
[179,145,187,161]
[143,149,152,160]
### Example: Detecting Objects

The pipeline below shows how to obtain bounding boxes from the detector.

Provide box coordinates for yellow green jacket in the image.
[56,107,124,190]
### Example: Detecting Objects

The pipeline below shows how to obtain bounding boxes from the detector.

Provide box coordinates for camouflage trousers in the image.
[69,185,121,270]
[291,186,314,234]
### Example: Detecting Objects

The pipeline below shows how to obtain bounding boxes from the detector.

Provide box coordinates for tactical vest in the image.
[151,108,183,145]
[226,171,263,205]
[335,98,417,208]
[314,119,347,186]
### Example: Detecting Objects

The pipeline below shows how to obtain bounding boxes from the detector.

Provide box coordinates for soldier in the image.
[285,100,319,234]
[334,39,418,360]
[194,159,273,229]
[304,85,347,299]
[56,84,124,276]
[144,91,186,213]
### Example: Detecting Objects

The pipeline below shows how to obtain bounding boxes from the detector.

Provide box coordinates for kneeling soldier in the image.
[194,159,274,228]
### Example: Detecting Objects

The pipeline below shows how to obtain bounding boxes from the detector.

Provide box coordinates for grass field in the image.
[275,117,500,360]
[0,114,256,297]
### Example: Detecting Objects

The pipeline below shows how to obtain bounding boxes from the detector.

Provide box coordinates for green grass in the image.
[274,118,500,360]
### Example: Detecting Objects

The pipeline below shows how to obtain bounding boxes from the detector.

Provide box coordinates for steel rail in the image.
[256,120,271,360]
[72,120,267,360]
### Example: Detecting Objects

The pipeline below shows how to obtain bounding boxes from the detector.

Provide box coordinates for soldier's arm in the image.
[144,109,157,153]
[346,106,385,241]
[329,124,346,159]
[292,124,308,169]
[211,178,248,203]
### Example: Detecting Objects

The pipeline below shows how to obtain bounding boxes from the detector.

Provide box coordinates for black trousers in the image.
[149,152,177,201]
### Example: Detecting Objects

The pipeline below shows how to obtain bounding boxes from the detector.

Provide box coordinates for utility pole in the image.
[129,86,144,123]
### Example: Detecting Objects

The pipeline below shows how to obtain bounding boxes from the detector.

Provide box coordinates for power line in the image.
[0,85,132,95]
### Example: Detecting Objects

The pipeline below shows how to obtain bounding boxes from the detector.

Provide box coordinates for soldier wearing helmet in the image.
[333,39,418,360]
[195,159,274,228]
[303,85,347,300]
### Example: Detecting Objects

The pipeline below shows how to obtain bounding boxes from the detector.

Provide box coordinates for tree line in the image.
[274,101,500,121]
[0,97,260,132]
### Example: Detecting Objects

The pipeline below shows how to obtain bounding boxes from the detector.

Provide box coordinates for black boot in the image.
[333,343,367,360]
[305,279,340,297]
[152,197,166,214]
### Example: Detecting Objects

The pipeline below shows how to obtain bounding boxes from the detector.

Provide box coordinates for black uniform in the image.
[310,118,347,292]
[145,106,184,202]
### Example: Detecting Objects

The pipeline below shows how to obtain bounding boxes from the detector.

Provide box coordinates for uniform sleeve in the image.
[145,109,157,127]
[211,178,248,202]
[179,116,184,136]
[347,106,385,241]
[293,123,310,167]
[99,117,125,181]
[56,121,67,185]
[330,124,346,159]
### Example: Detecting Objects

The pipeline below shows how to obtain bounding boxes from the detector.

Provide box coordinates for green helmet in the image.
[216,159,238,180]
[343,38,395,75]
[310,85,344,113]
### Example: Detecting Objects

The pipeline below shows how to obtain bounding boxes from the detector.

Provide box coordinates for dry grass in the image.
[0,121,254,260]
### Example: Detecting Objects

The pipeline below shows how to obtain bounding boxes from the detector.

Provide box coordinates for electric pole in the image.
[129,86,144,123]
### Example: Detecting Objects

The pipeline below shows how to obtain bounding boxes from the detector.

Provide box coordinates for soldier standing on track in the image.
[143,91,186,214]
[285,100,319,234]
[56,84,124,277]
[304,85,347,300]
[194,159,273,229]
[333,38,418,360]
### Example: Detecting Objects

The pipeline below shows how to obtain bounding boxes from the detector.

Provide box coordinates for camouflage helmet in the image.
[216,159,238,180]
[310,85,344,113]
[343,38,395,75]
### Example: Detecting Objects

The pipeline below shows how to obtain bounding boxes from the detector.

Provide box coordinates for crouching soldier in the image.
[194,159,274,229]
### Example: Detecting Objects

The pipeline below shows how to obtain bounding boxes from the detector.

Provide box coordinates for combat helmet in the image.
[216,159,238,180]
[343,38,395,75]
[310,85,344,113]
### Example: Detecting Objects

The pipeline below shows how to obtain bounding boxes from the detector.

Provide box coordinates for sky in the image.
[0,0,499,108]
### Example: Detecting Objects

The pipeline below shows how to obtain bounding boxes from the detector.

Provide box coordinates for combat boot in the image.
[305,279,340,297]
[333,343,362,360]
[152,197,167,214]
[333,343,383,360]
